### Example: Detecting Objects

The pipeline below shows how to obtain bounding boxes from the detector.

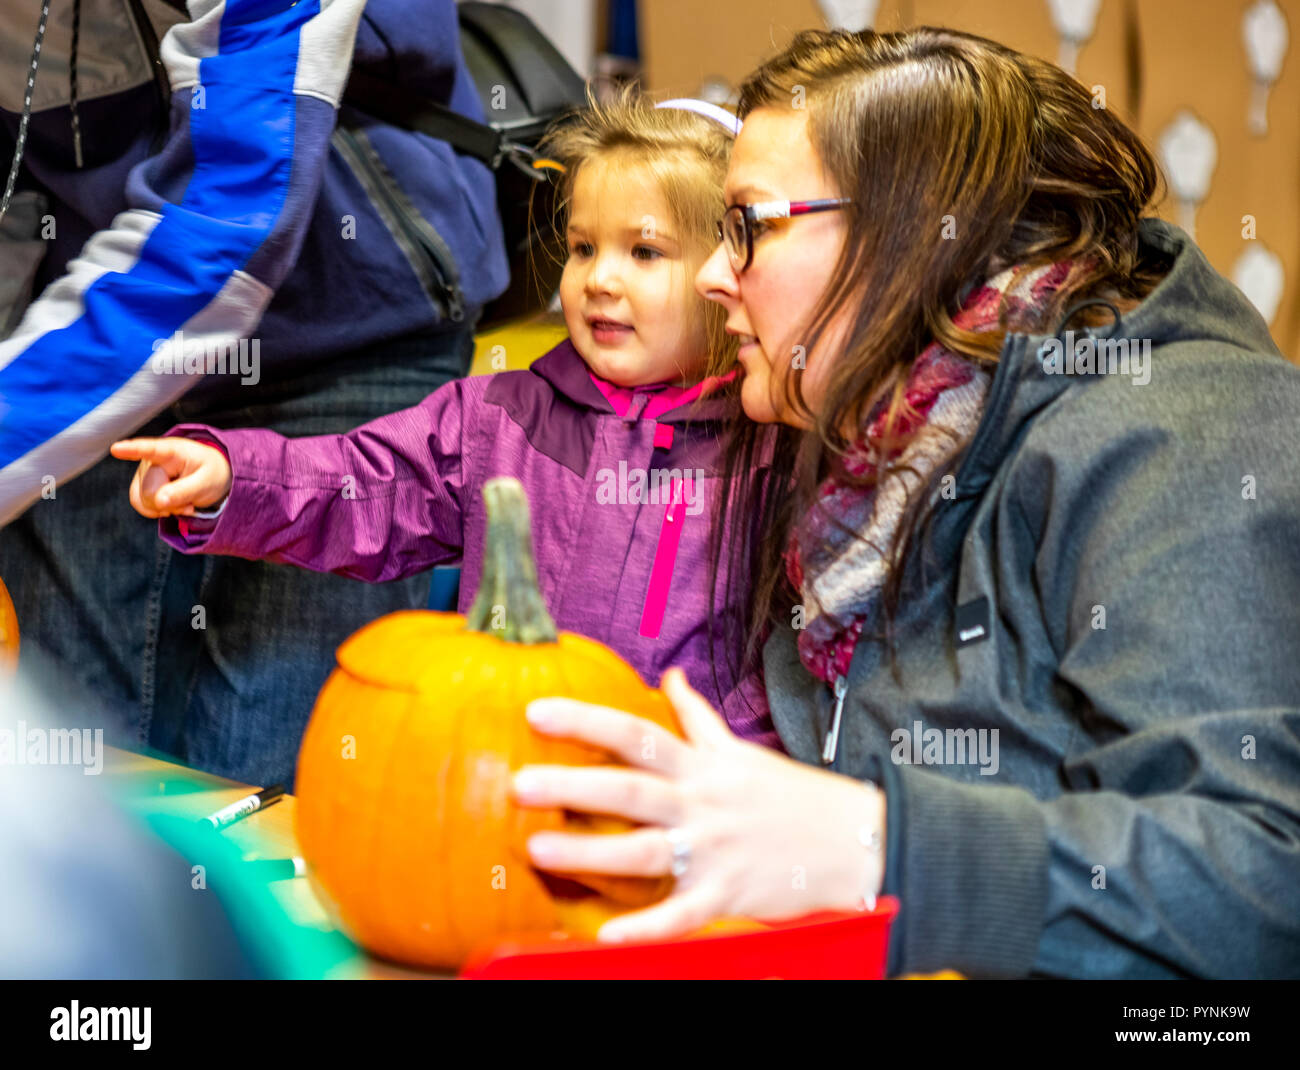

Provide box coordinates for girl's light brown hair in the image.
[536,85,738,380]
[712,26,1170,684]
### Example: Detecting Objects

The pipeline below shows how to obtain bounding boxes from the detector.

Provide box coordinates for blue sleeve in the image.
[0,0,367,528]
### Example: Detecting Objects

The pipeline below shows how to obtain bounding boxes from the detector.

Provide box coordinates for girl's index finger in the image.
[109,439,145,459]
[110,438,168,461]
[109,437,185,470]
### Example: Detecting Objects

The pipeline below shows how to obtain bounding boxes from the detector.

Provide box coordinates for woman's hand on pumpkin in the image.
[110,437,232,519]
[513,667,886,943]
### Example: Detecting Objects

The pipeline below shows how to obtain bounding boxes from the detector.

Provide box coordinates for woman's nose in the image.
[695,242,738,307]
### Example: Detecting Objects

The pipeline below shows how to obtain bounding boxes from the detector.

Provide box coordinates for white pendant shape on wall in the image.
[1047,0,1102,75]
[1242,0,1290,136]
[1158,111,1217,243]
[818,0,880,33]
[1232,244,1286,326]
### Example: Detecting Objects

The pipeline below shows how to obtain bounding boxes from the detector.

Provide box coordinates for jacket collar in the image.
[529,338,739,422]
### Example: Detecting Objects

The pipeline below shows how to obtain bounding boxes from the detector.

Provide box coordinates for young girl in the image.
[111,93,781,749]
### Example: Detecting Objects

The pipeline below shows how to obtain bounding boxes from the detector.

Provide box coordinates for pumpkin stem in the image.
[465,478,558,644]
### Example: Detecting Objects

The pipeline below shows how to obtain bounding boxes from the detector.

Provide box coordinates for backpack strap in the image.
[341,70,505,169]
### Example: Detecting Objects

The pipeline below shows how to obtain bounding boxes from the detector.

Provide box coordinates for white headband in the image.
[655,98,743,135]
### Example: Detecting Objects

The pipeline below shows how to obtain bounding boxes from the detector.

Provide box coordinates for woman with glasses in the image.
[510,27,1300,978]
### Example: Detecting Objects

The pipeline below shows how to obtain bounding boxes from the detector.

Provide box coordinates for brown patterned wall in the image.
[642,0,1300,360]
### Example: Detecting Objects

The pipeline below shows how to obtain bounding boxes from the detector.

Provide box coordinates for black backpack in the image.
[152,0,586,328]
[343,3,586,328]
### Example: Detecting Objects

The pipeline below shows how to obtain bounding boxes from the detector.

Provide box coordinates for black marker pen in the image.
[200,783,286,830]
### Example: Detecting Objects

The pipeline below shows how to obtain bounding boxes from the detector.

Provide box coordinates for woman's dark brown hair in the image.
[708,25,1168,697]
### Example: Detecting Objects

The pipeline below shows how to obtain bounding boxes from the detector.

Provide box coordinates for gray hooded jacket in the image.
[764,218,1300,978]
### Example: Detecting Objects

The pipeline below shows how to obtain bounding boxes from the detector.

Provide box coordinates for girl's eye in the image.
[632,245,663,261]
[750,219,772,239]
[571,242,594,258]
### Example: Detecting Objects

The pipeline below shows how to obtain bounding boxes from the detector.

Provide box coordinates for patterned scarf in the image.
[785,258,1083,683]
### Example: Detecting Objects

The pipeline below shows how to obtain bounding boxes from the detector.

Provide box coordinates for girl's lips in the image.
[590,319,633,344]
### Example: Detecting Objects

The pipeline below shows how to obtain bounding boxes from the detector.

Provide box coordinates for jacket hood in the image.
[956,217,1284,499]
[529,338,739,423]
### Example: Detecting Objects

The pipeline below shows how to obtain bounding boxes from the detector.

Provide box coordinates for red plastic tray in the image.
[459,897,899,979]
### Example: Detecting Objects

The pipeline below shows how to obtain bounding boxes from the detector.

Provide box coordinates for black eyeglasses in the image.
[715,198,852,273]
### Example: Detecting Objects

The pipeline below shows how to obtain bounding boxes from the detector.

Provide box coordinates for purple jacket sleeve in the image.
[157,378,473,582]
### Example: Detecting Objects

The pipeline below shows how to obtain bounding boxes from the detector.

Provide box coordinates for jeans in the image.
[0,324,476,789]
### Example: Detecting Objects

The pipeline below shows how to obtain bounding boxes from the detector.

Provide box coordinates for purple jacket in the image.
[159,340,781,748]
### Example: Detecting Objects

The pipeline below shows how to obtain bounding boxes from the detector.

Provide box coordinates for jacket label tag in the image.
[955,596,990,647]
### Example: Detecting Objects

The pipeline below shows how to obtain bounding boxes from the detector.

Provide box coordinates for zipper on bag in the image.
[332,124,466,324]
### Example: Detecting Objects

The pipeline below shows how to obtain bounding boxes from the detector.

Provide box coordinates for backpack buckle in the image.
[495,141,551,182]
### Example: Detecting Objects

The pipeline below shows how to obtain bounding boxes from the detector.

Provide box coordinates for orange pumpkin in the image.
[295,478,683,970]
[0,576,18,673]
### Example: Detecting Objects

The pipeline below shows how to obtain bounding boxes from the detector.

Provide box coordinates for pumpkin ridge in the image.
[437,662,472,963]
[346,679,408,958]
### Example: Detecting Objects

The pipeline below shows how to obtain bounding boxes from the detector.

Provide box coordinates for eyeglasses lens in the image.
[722,207,747,271]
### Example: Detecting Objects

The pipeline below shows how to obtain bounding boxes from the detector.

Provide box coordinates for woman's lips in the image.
[589,319,633,345]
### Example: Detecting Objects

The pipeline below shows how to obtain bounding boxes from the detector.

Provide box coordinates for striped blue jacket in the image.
[0,0,508,527]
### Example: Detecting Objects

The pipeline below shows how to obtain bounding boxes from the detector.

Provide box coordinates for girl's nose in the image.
[695,243,738,307]
[585,252,622,296]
